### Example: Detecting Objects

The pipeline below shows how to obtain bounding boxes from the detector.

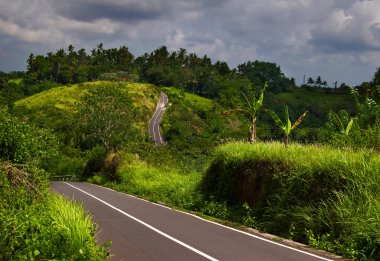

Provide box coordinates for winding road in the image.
[148,92,168,146]
[50,182,337,261]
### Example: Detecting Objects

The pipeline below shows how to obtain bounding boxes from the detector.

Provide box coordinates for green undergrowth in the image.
[92,141,380,260]
[90,150,257,226]
[266,88,355,127]
[202,142,380,260]
[0,110,109,260]
[0,164,110,260]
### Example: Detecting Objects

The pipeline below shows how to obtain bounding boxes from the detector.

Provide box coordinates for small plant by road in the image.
[265,106,308,146]
[223,82,268,143]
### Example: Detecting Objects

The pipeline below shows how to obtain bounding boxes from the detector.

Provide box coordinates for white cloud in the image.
[0,19,57,43]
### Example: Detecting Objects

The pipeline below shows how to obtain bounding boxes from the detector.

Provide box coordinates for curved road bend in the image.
[148,92,168,146]
[51,182,336,261]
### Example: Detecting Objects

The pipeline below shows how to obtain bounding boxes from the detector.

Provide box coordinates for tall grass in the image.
[96,152,261,226]
[106,159,203,210]
[48,193,109,259]
[202,141,380,260]
[0,165,109,260]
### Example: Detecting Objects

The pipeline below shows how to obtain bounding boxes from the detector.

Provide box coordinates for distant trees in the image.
[305,76,328,88]
[353,68,380,101]
[237,60,294,92]
[26,44,135,85]
[22,44,300,107]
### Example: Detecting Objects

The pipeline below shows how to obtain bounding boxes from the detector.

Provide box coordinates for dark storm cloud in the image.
[53,0,228,23]
[54,1,164,23]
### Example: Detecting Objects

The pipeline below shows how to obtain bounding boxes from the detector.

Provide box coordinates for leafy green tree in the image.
[214,61,230,76]
[372,67,380,88]
[237,60,292,92]
[77,84,136,151]
[351,87,380,128]
[0,108,58,165]
[266,106,308,146]
[223,83,268,143]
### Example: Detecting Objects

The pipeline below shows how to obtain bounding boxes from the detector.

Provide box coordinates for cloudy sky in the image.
[1,0,380,85]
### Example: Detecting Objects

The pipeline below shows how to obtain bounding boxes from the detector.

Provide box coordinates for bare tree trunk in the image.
[248,117,257,143]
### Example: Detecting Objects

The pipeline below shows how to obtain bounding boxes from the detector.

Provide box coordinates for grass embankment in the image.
[202,142,380,260]
[97,142,380,260]
[0,164,110,260]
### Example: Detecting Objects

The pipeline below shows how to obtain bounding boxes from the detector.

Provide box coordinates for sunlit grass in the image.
[107,157,202,209]
[48,193,96,255]
[13,81,159,133]
[161,87,213,110]
[204,141,380,260]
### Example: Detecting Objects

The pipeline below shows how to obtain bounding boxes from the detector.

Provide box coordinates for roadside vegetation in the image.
[1,44,380,260]
[0,109,110,260]
[203,142,380,259]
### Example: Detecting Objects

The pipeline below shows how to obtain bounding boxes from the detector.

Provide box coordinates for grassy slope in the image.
[161,87,214,111]
[13,81,159,133]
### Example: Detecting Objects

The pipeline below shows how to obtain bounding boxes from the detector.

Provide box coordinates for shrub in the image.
[83,145,107,180]
[0,108,58,165]
[104,151,122,181]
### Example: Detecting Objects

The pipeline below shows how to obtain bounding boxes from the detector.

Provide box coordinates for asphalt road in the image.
[50,182,335,261]
[148,92,168,146]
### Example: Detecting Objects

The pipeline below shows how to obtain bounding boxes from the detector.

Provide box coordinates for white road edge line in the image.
[87,183,334,261]
[63,182,219,261]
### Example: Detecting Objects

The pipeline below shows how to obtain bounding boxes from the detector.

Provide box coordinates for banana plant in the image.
[265,106,308,146]
[328,111,354,135]
[223,83,268,143]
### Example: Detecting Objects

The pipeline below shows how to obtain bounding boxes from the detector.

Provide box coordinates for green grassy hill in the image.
[12,81,232,173]
[13,81,159,134]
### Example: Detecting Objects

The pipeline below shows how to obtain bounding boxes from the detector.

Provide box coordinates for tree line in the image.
[1,43,379,110]
[17,44,297,105]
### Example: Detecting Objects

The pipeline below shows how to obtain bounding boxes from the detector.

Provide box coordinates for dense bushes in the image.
[202,142,380,260]
[0,109,109,260]
[0,108,58,165]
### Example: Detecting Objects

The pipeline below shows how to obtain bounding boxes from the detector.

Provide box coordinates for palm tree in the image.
[307,77,314,86]
[223,83,268,143]
[316,76,322,87]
